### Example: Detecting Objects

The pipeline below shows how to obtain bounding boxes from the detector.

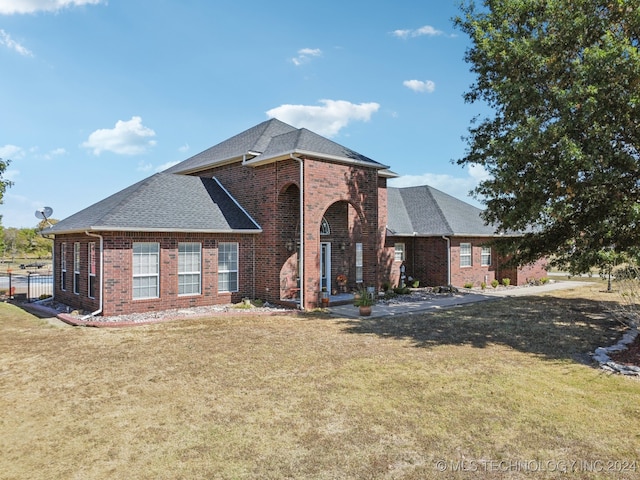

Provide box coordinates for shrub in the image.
[353,288,375,306]
[491,279,499,288]
[502,278,511,287]
[393,286,411,295]
[540,277,549,284]
[481,282,487,290]
[464,282,474,289]
[411,280,420,288]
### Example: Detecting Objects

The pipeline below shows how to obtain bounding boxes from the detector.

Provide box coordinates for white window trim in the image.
[355,242,363,283]
[460,243,472,268]
[218,242,239,293]
[320,217,331,235]
[394,243,405,262]
[481,246,492,266]
[73,242,80,295]
[178,242,202,296]
[88,242,96,299]
[132,242,160,300]
[60,243,67,291]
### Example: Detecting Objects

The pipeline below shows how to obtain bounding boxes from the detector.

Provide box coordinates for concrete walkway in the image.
[329,280,589,319]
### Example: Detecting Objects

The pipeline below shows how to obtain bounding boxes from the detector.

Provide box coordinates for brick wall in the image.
[53,232,256,316]
[499,257,549,285]
[198,157,381,309]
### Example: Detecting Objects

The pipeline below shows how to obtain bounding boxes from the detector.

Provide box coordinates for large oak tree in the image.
[455,0,640,272]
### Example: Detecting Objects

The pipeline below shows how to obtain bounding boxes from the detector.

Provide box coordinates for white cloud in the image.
[0,144,25,160]
[0,0,105,15]
[291,48,322,66]
[82,116,157,156]
[0,29,33,56]
[403,79,436,93]
[388,164,491,207]
[178,143,190,153]
[156,161,180,172]
[392,25,444,39]
[136,160,152,172]
[40,147,66,160]
[266,99,380,137]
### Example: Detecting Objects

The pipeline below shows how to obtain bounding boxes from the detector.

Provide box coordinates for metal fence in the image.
[0,271,54,302]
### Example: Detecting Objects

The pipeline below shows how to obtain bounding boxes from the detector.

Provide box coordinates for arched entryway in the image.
[276,183,369,308]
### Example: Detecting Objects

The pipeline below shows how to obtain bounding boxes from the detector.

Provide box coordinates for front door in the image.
[320,242,331,293]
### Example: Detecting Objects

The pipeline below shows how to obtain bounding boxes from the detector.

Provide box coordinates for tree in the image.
[454,0,640,273]
[0,158,13,224]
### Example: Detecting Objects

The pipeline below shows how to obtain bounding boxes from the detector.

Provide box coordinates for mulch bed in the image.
[609,333,640,367]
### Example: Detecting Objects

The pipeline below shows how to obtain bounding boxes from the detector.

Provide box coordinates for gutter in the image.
[82,231,104,319]
[442,235,451,286]
[290,154,305,310]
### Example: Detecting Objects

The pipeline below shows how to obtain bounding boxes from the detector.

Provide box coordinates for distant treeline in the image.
[1,221,57,259]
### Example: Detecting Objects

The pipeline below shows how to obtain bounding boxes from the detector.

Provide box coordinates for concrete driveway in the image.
[329,280,589,319]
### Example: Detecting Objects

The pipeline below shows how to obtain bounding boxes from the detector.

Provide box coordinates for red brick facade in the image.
[52,155,547,315]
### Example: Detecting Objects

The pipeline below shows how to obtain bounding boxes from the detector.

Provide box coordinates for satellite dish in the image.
[35,206,53,220]
[35,207,54,228]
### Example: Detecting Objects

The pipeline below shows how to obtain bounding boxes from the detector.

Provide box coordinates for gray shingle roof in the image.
[166,118,388,173]
[387,185,497,237]
[45,173,261,234]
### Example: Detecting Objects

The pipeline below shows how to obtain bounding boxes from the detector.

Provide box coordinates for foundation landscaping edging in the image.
[592,320,640,376]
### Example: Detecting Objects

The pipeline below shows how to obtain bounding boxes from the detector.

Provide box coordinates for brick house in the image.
[45,118,547,316]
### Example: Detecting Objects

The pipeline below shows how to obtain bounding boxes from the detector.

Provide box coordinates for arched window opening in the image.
[320,217,331,235]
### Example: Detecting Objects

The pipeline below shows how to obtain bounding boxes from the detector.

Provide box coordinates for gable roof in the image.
[165,118,391,174]
[387,185,498,237]
[45,173,262,235]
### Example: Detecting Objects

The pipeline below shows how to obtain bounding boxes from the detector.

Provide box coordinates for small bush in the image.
[393,287,411,295]
[540,277,549,284]
[502,278,511,287]
[464,282,474,289]
[382,282,391,292]
[491,279,499,288]
[411,280,420,288]
[481,282,487,290]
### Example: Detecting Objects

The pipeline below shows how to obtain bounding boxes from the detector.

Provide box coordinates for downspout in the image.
[290,154,304,310]
[35,231,55,304]
[441,235,451,286]
[82,231,104,319]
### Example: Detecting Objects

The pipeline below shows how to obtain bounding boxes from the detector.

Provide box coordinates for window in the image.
[88,242,97,298]
[60,243,67,291]
[355,242,363,283]
[320,217,331,235]
[460,243,472,267]
[133,242,159,299]
[179,242,201,295]
[481,246,492,266]
[218,242,238,292]
[73,242,80,295]
[394,243,405,262]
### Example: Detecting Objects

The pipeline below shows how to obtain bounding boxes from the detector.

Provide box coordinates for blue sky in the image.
[0,0,490,228]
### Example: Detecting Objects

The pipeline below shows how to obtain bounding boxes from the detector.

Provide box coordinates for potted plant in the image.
[320,287,329,307]
[353,287,374,316]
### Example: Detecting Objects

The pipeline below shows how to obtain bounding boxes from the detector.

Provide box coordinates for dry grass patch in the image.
[1,285,640,479]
